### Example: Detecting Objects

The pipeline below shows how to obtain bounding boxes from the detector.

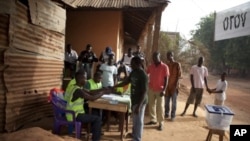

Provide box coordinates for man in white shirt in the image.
[99,46,115,63]
[181,57,209,117]
[207,72,228,106]
[122,47,134,66]
[64,44,78,78]
[99,54,117,87]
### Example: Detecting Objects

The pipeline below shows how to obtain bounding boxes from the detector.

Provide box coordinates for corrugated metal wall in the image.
[0,0,66,132]
[0,14,8,132]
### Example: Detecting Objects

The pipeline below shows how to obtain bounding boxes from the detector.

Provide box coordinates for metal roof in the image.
[60,0,170,41]
[62,0,169,8]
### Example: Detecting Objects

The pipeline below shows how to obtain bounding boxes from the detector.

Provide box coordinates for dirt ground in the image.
[0,73,249,141]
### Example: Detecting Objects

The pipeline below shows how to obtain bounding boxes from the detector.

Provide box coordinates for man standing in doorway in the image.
[181,57,208,117]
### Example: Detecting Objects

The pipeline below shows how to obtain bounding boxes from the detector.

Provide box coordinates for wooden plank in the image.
[28,0,66,34]
[0,0,15,14]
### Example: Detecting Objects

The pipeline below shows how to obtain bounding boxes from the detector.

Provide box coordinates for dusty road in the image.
[180,73,250,124]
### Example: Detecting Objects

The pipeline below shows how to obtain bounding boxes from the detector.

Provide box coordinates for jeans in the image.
[64,61,76,78]
[132,104,146,141]
[165,90,177,118]
[76,113,102,141]
[81,63,93,79]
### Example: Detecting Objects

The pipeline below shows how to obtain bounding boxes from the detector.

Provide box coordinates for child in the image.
[207,72,228,106]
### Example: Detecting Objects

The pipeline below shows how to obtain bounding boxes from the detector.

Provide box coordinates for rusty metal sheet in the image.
[2,1,66,132]
[28,0,66,34]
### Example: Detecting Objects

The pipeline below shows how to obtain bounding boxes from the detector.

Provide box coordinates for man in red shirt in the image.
[145,52,169,131]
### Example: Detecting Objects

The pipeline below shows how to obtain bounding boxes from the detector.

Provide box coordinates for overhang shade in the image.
[61,0,169,8]
[60,0,169,40]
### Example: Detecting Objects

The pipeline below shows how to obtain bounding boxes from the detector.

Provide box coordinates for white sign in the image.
[214,2,250,41]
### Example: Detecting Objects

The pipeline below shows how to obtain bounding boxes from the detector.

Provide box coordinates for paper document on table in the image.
[101,94,130,103]
[101,94,118,100]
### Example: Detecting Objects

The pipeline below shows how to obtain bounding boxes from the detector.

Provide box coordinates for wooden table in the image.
[88,98,128,140]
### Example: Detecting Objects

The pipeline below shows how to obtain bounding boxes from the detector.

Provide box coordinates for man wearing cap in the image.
[99,46,115,63]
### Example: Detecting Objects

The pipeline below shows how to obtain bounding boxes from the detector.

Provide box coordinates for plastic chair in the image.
[51,93,82,139]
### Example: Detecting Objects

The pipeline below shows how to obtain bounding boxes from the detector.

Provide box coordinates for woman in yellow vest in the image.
[66,70,111,141]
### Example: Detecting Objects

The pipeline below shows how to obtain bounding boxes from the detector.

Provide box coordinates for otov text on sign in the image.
[223,12,247,30]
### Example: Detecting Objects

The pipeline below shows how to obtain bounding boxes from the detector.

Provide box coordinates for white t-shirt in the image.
[214,80,228,101]
[190,65,208,88]
[100,63,117,87]
[65,49,78,63]
[123,54,134,66]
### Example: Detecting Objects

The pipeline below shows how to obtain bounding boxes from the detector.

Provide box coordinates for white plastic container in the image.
[205,104,234,131]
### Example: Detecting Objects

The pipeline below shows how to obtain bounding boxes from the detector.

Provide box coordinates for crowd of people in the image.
[63,43,228,141]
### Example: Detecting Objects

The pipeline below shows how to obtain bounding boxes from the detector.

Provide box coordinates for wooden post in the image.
[146,24,153,65]
[152,6,163,53]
